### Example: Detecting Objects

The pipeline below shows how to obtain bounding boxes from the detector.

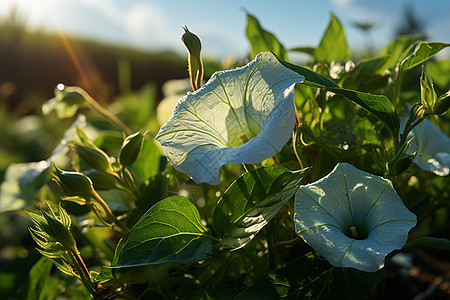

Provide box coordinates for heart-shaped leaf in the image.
[213,166,308,250]
[114,196,213,267]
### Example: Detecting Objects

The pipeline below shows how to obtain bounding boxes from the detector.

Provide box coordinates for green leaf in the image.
[278,59,339,88]
[114,196,213,267]
[404,236,450,251]
[289,47,315,56]
[128,173,170,226]
[75,127,91,145]
[246,13,287,60]
[401,41,450,71]
[315,14,351,63]
[381,35,424,70]
[278,58,400,139]
[213,167,308,250]
[17,257,53,300]
[50,256,77,277]
[132,138,161,180]
[341,56,390,91]
[236,253,384,300]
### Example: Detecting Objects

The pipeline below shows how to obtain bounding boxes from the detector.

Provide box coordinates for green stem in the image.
[121,168,140,198]
[399,115,426,148]
[392,67,404,108]
[273,236,299,249]
[91,190,129,232]
[112,170,140,201]
[67,86,132,135]
[205,234,222,243]
[266,221,276,271]
[292,130,305,169]
[68,250,96,296]
[390,67,405,151]
[116,183,139,201]
[88,201,114,228]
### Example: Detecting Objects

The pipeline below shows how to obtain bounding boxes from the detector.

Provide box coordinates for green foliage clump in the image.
[0,12,449,300]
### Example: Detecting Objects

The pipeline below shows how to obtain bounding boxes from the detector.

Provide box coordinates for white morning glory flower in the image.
[409,117,450,176]
[294,163,417,272]
[156,52,304,184]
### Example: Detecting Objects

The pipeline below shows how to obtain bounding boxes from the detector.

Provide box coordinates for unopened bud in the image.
[420,70,437,113]
[83,170,118,190]
[42,210,77,252]
[53,166,95,197]
[408,103,423,122]
[182,25,204,91]
[433,90,450,116]
[119,131,146,167]
[70,143,114,174]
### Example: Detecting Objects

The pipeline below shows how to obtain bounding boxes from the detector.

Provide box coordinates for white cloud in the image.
[72,0,177,50]
[332,0,356,6]
[77,0,122,23]
[124,3,167,35]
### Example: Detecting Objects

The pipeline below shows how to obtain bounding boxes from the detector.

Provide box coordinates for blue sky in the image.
[1,0,449,59]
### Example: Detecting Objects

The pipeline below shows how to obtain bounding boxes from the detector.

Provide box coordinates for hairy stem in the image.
[68,250,96,296]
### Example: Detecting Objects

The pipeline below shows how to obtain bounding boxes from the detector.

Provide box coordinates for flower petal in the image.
[411,118,450,176]
[156,52,304,184]
[294,163,417,272]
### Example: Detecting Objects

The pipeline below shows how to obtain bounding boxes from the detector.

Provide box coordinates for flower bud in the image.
[53,167,95,197]
[69,143,114,174]
[433,90,450,116]
[83,169,118,190]
[42,210,77,252]
[118,131,145,167]
[420,70,437,113]
[181,25,204,91]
